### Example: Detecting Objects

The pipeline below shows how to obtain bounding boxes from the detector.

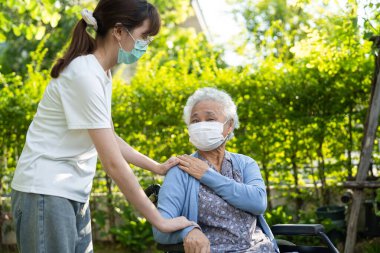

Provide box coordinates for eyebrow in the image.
[190,111,217,118]
[205,111,217,116]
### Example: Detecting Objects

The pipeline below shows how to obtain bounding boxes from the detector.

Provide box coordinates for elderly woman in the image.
[153,87,279,253]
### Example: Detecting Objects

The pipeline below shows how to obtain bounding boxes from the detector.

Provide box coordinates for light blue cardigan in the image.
[152,151,279,252]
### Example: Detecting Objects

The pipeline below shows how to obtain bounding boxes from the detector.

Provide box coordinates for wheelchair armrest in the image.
[272,224,339,253]
[271,224,325,236]
[157,243,185,252]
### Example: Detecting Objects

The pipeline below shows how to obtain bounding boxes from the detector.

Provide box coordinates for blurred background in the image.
[0,0,380,252]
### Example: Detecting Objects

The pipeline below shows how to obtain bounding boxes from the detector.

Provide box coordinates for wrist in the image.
[154,163,164,175]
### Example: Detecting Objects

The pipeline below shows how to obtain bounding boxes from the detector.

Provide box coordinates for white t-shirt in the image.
[11,54,112,203]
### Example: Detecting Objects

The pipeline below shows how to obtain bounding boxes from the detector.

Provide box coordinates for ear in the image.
[112,23,123,41]
[227,119,234,134]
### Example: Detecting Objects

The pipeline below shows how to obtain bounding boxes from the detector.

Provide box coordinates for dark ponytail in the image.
[50,20,96,78]
[50,0,161,78]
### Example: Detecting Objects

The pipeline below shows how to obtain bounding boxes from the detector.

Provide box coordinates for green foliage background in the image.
[1,0,380,251]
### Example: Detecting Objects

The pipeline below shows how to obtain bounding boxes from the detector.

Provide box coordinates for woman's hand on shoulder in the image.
[156,156,180,175]
[184,228,210,253]
[178,155,208,180]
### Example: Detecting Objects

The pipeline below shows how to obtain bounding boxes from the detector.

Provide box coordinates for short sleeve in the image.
[60,73,111,129]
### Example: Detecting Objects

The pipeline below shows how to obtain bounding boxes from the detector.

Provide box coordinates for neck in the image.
[93,38,117,71]
[198,145,226,172]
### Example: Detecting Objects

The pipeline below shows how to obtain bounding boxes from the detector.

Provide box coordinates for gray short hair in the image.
[183,87,239,140]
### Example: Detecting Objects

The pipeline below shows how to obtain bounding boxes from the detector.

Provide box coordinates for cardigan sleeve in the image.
[152,167,198,244]
[199,155,267,215]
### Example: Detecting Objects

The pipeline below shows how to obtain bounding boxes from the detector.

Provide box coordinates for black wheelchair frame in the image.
[145,184,340,253]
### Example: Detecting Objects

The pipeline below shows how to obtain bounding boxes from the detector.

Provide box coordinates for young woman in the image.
[10,0,195,252]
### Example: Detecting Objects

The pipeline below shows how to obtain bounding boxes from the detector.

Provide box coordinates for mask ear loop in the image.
[224,119,234,141]
[117,41,123,50]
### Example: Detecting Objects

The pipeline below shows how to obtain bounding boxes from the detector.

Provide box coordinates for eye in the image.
[140,35,153,45]
[206,118,216,121]
[190,119,199,124]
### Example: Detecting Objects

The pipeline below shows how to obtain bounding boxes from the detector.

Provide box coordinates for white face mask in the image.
[188,121,228,151]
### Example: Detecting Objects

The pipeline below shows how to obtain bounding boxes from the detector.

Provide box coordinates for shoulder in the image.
[66,55,99,73]
[228,151,257,165]
[58,56,105,92]
[61,55,104,83]
[160,166,193,196]
[165,165,190,183]
[228,152,263,182]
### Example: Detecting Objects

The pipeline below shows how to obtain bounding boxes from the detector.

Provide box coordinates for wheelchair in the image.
[145,184,340,253]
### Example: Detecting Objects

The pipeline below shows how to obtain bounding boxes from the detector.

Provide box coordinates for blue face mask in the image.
[117,40,147,64]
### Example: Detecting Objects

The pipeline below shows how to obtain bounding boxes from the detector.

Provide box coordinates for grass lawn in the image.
[3,238,380,253]
[0,242,144,253]
[94,242,131,253]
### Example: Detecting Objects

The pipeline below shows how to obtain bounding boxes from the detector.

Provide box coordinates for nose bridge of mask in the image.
[118,39,146,51]
[135,40,149,50]
[126,30,148,50]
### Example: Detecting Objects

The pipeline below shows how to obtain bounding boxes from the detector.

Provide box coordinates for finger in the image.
[200,246,208,253]
[177,158,188,165]
[183,155,198,162]
[178,165,190,172]
[186,242,195,253]
[184,156,204,167]
[184,243,190,253]
[178,159,190,167]
[178,165,197,177]
[179,216,195,227]
[178,155,192,163]
[168,156,180,166]
[187,155,203,163]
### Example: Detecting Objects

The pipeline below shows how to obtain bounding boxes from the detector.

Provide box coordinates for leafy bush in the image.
[110,201,157,253]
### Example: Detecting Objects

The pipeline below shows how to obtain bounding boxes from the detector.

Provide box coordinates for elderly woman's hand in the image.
[184,228,210,253]
[178,155,209,180]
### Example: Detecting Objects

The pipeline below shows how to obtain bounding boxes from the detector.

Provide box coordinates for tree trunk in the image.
[307,148,320,202]
[347,107,353,179]
[291,153,303,221]
[344,67,380,253]
[317,141,325,202]
[105,174,115,242]
[317,138,329,206]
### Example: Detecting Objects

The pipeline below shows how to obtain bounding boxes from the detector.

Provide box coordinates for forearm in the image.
[89,129,194,233]
[106,159,163,226]
[88,129,163,227]
[115,135,160,173]
[200,169,267,214]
